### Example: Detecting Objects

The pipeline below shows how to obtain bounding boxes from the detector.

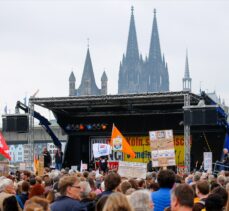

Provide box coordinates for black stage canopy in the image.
[31,91,226,169]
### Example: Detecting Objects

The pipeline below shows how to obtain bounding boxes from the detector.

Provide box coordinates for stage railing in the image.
[213,161,229,174]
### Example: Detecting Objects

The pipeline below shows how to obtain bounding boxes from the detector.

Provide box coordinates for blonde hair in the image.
[102,192,134,211]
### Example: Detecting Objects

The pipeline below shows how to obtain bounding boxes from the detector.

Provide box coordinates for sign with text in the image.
[92,143,111,158]
[149,130,176,167]
[204,152,212,172]
[118,161,147,179]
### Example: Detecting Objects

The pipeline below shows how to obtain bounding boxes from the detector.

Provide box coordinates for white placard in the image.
[204,152,212,171]
[118,161,147,179]
[93,143,112,158]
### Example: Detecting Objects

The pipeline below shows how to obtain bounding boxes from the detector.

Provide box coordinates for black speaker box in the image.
[2,115,29,133]
[184,108,218,126]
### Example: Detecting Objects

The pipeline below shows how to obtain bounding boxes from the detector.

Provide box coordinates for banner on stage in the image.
[149,130,176,167]
[118,161,147,179]
[204,152,212,172]
[93,143,111,158]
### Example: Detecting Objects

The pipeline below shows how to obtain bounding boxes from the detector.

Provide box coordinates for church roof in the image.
[69,71,76,82]
[101,71,108,81]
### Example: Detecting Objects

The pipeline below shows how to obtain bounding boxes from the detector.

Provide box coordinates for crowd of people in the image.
[0,163,229,211]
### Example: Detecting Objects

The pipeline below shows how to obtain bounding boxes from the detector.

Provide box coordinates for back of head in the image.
[0,178,13,192]
[3,195,19,211]
[102,192,133,211]
[172,184,194,208]
[24,202,44,211]
[95,195,109,211]
[157,170,175,189]
[104,173,121,191]
[120,181,132,194]
[211,186,228,207]
[79,181,91,199]
[29,184,45,198]
[27,196,50,211]
[196,180,209,195]
[205,193,224,211]
[129,190,152,211]
[22,181,30,192]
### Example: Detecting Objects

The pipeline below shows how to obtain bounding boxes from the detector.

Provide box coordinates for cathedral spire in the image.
[78,47,100,95]
[184,49,190,78]
[126,6,139,61]
[148,9,162,62]
[183,50,192,92]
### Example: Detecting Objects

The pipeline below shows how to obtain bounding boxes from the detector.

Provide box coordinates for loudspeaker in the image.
[2,115,29,133]
[184,108,218,126]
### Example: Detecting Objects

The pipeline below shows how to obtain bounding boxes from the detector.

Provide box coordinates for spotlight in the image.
[79,124,84,130]
[86,124,92,130]
[101,124,107,130]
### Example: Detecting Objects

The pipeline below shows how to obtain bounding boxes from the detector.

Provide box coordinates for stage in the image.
[31,91,227,170]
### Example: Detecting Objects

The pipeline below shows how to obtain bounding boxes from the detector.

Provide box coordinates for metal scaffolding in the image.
[184,94,191,173]
[28,99,34,170]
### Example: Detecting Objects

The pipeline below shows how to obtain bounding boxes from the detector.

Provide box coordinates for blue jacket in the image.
[151,188,171,211]
[50,196,87,211]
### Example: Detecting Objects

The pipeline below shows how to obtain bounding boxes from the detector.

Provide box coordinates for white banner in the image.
[92,143,112,158]
[118,161,147,179]
[204,152,212,172]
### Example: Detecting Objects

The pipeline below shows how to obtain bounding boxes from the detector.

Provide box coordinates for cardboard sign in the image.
[149,130,176,167]
[118,161,147,179]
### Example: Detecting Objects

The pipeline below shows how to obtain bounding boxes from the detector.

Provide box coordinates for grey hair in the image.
[0,178,13,192]
[79,181,91,199]
[129,190,152,211]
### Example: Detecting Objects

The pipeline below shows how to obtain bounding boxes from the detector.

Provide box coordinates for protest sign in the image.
[204,152,212,172]
[149,130,176,167]
[118,161,147,179]
[93,143,111,158]
[0,161,9,176]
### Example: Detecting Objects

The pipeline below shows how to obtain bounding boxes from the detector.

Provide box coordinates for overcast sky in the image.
[0,0,229,118]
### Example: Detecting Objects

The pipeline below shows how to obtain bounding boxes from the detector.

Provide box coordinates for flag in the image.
[111,124,135,158]
[0,132,11,160]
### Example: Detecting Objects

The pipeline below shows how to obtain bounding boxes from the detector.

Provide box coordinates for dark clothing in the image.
[223,153,229,165]
[17,192,28,206]
[147,160,153,172]
[99,159,108,172]
[94,190,113,204]
[43,151,51,168]
[80,198,95,211]
[50,196,87,211]
[55,151,63,164]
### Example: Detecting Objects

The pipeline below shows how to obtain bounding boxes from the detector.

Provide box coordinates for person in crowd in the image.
[148,182,159,192]
[3,195,20,211]
[170,184,194,211]
[95,195,108,211]
[147,159,153,172]
[151,169,175,211]
[43,147,52,168]
[102,192,134,211]
[129,189,153,211]
[25,196,50,211]
[0,177,22,211]
[16,181,30,208]
[205,193,224,211]
[79,181,95,211]
[95,172,121,202]
[120,181,132,194]
[50,175,86,211]
[55,147,63,170]
[129,178,139,190]
[29,183,45,199]
[193,180,209,211]
[88,177,102,195]
[217,175,226,187]
[211,186,228,209]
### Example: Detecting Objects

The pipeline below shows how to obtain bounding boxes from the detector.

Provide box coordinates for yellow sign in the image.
[123,135,189,165]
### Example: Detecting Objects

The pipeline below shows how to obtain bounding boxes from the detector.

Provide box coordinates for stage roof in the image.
[30,91,201,117]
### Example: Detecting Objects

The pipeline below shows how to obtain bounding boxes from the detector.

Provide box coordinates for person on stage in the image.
[99,156,108,174]
[43,147,51,168]
[55,147,63,170]
[222,148,229,170]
